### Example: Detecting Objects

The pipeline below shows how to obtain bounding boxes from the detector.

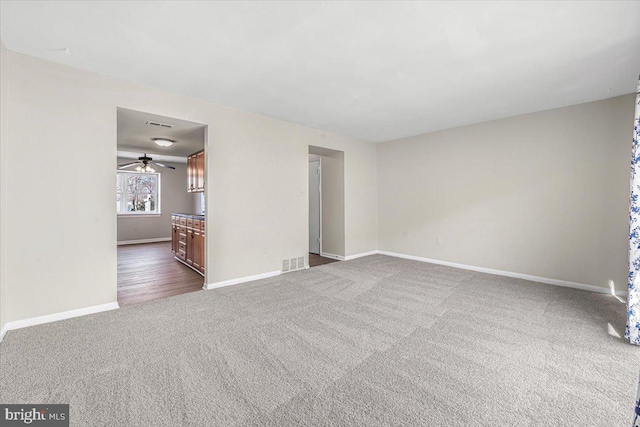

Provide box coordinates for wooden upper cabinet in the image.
[187,150,205,193]
[187,154,194,192]
[196,150,205,192]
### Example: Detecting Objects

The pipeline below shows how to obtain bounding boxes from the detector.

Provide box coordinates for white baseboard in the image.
[0,302,120,343]
[320,252,345,261]
[204,270,281,290]
[117,237,171,246]
[378,250,627,297]
[344,250,380,261]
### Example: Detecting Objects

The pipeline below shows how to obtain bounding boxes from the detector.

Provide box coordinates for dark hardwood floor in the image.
[309,252,340,267]
[117,242,204,306]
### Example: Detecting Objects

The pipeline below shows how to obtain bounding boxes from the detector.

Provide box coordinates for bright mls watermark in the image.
[0,405,68,426]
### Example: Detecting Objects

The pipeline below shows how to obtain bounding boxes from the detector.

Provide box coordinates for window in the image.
[117,171,161,215]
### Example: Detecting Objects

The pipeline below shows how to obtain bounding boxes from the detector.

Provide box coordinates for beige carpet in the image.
[0,255,637,426]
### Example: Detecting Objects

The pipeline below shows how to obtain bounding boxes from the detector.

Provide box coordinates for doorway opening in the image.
[116,108,207,305]
[309,146,345,268]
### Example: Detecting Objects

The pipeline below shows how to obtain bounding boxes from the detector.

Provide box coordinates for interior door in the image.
[309,158,321,254]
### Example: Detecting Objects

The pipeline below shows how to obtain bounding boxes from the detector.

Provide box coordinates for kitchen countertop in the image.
[172,213,205,219]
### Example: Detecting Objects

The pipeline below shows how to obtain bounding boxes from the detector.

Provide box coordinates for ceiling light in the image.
[137,164,155,173]
[153,138,175,147]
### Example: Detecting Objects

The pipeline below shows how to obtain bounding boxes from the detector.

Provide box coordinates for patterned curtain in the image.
[628,74,640,346]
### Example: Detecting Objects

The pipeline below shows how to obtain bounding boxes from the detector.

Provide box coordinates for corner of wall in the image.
[0,40,10,335]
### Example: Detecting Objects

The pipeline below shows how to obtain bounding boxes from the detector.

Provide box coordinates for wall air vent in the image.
[282,256,306,273]
[146,120,174,128]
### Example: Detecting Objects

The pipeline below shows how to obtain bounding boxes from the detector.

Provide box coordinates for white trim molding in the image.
[117,237,171,246]
[0,302,120,343]
[344,250,379,261]
[378,250,627,297]
[320,252,345,261]
[204,270,281,290]
[0,324,8,343]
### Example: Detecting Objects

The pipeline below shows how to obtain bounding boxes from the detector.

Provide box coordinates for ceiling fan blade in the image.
[152,162,175,170]
[118,161,140,169]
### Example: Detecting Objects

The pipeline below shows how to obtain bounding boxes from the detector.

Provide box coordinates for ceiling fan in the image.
[118,154,175,172]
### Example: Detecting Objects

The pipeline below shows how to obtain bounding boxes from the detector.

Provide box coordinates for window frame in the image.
[117,170,162,217]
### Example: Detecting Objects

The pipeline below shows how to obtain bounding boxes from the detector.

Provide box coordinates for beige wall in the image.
[116,158,195,242]
[5,40,629,327]
[3,50,378,323]
[377,94,634,293]
[309,147,345,257]
[0,42,8,332]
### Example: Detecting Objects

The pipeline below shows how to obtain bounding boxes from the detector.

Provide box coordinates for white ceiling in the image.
[117,108,205,158]
[2,1,639,143]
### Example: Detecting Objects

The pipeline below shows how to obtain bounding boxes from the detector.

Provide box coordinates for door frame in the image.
[115,107,209,302]
[309,157,322,255]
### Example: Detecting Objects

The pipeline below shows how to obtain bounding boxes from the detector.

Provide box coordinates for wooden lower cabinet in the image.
[186,228,194,266]
[171,214,204,276]
[198,231,205,274]
[171,223,178,254]
[192,228,202,271]
[192,230,204,273]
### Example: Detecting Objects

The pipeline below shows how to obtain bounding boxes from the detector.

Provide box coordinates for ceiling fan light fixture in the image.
[153,138,175,147]
[118,153,174,171]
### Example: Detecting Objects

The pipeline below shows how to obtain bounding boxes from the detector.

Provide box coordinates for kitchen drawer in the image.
[179,233,187,244]
[199,220,205,231]
[179,217,187,226]
[178,242,186,258]
[193,219,201,230]
[171,215,176,224]
[186,217,193,227]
